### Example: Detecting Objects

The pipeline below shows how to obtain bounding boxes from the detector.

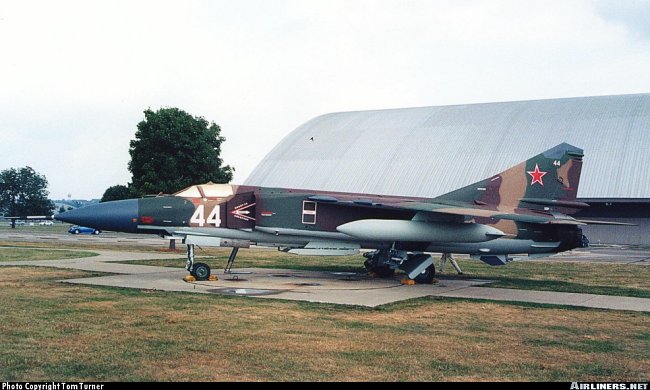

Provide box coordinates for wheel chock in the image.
[183,275,196,282]
[208,275,218,281]
[368,272,379,278]
[401,278,416,286]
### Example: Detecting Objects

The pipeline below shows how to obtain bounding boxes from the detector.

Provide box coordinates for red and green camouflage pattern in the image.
[57,143,591,257]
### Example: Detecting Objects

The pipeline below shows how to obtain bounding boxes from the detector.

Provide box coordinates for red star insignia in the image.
[527,164,547,186]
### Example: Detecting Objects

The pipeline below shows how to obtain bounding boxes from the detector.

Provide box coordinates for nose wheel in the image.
[191,262,211,280]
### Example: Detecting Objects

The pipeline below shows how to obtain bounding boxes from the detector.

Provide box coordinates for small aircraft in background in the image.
[56,143,628,282]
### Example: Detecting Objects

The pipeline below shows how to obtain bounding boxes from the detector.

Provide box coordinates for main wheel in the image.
[93,230,101,235]
[372,266,395,278]
[364,259,395,278]
[413,264,436,284]
[74,229,80,234]
[191,262,211,281]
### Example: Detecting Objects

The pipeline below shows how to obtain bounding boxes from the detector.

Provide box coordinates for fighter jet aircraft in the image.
[56,143,624,282]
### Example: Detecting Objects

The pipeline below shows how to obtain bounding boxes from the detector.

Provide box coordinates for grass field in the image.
[0,239,176,254]
[0,224,69,233]
[0,266,648,381]
[0,247,98,261]
[1,244,649,381]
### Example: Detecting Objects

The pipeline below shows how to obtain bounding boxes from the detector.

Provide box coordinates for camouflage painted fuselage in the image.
[58,143,586,258]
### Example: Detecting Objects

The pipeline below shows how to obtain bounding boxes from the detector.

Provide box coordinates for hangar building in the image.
[245,94,650,245]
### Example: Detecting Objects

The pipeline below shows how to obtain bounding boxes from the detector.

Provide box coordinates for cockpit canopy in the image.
[174,182,234,200]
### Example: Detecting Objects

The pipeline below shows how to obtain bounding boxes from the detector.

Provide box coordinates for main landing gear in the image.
[363,249,436,284]
[185,244,241,281]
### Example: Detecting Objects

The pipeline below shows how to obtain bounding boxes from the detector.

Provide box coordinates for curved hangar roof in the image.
[245,94,650,199]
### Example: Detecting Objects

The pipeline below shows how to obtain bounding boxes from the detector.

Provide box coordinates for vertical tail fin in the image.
[436,143,586,212]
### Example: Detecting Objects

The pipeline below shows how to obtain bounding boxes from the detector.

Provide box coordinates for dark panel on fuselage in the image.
[254,193,305,230]
[138,196,196,228]
[227,192,256,229]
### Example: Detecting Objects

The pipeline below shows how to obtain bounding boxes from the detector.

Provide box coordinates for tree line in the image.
[1,107,233,218]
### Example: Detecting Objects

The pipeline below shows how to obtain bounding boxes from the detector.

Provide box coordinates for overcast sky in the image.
[1,0,649,199]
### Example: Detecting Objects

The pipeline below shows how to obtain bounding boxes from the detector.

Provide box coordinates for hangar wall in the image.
[245,94,650,245]
[575,201,650,245]
[580,219,649,246]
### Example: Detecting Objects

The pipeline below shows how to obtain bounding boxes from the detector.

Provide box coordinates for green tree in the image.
[0,167,55,217]
[128,108,233,197]
[101,184,131,202]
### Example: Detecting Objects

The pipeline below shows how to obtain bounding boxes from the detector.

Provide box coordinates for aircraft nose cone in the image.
[55,199,139,233]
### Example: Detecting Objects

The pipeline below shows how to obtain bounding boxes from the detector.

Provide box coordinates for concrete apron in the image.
[1,250,649,311]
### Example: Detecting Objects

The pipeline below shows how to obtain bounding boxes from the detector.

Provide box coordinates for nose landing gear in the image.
[185,244,240,281]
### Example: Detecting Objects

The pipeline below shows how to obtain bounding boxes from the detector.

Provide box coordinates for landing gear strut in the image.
[185,244,195,273]
[186,244,211,281]
[224,247,239,274]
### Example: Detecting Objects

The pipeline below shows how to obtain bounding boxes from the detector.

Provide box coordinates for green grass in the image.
[0,238,179,253]
[0,247,98,261]
[0,266,648,381]
[0,224,69,233]
[450,259,650,298]
[118,248,365,272]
